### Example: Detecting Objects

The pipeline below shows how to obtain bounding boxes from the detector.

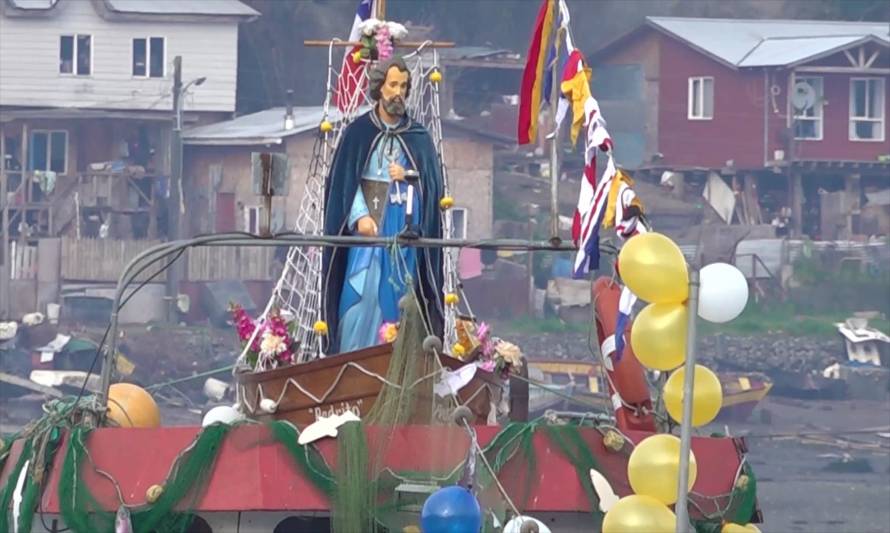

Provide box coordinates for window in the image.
[688,77,714,120]
[451,207,467,240]
[850,78,885,141]
[792,77,824,140]
[133,37,165,78]
[59,34,91,75]
[28,131,67,174]
[244,205,262,234]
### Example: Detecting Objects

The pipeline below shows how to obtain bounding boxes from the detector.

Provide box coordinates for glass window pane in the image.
[76,35,91,75]
[703,78,714,118]
[691,79,701,117]
[867,79,883,119]
[149,37,164,78]
[132,38,146,76]
[59,36,73,74]
[854,120,875,140]
[29,132,48,171]
[853,80,867,117]
[50,132,66,173]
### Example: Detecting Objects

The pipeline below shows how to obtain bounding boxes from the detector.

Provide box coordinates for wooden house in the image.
[589,17,889,239]
[0,0,257,239]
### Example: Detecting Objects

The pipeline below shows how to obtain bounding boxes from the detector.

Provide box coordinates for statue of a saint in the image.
[322,57,444,354]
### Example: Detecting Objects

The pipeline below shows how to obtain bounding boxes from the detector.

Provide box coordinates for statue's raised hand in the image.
[356,215,378,237]
[389,162,406,181]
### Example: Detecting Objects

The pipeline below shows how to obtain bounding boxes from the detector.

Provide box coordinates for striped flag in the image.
[333,0,377,112]
[517,0,556,145]
[571,98,612,278]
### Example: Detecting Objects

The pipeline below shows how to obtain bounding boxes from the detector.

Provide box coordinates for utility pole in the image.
[1,165,9,319]
[166,56,183,323]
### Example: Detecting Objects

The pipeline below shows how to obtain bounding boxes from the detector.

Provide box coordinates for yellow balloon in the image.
[630,303,687,371]
[618,232,689,304]
[602,494,676,533]
[106,383,161,428]
[722,524,761,533]
[628,434,697,505]
[664,365,723,427]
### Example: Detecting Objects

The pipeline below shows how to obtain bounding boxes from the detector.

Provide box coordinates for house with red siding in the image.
[590,17,889,240]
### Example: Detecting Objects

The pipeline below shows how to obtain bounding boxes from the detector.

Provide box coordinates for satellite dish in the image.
[792,81,817,111]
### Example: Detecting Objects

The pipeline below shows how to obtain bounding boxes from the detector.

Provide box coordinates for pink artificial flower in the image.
[478,360,497,373]
[378,322,399,343]
[476,322,490,341]
[375,25,393,60]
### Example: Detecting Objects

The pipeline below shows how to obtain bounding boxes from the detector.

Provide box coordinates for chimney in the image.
[284,89,295,130]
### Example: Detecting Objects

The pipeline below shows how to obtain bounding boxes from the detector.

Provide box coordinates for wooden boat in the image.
[527,358,773,422]
[236,343,506,426]
[715,372,773,422]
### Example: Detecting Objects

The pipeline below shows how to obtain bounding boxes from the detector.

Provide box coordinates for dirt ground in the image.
[731,396,890,533]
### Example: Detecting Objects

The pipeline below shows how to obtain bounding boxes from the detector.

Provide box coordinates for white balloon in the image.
[698,262,749,323]
[202,405,244,427]
[503,516,551,533]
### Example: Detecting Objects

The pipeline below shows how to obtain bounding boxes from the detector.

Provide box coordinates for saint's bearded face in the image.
[380,67,409,117]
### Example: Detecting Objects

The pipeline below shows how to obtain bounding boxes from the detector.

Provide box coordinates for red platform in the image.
[0,425,746,516]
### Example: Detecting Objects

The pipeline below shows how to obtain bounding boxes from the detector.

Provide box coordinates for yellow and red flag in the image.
[517,0,556,145]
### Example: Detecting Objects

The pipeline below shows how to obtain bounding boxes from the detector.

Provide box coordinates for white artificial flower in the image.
[387,22,408,40]
[260,330,287,356]
[360,18,380,36]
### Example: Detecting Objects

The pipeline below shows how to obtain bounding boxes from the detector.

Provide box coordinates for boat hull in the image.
[235,343,503,426]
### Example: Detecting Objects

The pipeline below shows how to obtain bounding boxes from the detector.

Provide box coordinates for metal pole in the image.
[0,163,8,319]
[548,30,562,243]
[166,56,183,323]
[675,268,700,533]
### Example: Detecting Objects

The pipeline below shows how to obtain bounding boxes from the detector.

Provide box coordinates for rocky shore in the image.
[507,330,842,375]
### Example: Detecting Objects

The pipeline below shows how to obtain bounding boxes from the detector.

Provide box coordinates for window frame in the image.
[451,207,468,240]
[687,76,714,120]
[28,130,68,175]
[244,205,262,234]
[59,34,92,77]
[849,77,886,142]
[132,36,167,78]
[792,76,824,141]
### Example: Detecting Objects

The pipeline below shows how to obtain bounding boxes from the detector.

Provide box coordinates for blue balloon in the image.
[420,485,482,533]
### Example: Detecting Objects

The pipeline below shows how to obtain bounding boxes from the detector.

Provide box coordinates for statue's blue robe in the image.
[322,110,444,354]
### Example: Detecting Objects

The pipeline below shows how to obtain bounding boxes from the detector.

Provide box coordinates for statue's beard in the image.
[381,95,406,117]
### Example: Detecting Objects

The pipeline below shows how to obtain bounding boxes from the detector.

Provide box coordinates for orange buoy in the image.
[106,383,161,428]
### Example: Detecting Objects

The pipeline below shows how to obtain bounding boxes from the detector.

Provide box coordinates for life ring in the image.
[592,276,655,432]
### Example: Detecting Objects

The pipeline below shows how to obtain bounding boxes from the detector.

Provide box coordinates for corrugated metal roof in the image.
[739,35,871,67]
[183,107,359,145]
[104,0,259,16]
[647,17,889,68]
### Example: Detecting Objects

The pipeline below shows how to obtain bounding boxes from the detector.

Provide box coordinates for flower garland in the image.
[454,318,524,379]
[230,304,296,371]
[355,19,408,62]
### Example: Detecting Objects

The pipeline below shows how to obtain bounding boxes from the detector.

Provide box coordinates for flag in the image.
[559,50,593,146]
[542,0,571,106]
[517,0,557,145]
[572,154,614,278]
[571,98,612,278]
[333,0,377,112]
[613,284,637,362]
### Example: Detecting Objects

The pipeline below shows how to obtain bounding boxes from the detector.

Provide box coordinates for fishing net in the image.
[57,424,231,533]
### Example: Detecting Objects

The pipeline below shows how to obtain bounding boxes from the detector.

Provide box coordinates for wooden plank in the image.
[0,371,64,398]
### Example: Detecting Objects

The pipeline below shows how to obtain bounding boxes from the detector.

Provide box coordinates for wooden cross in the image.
[303,0,454,49]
